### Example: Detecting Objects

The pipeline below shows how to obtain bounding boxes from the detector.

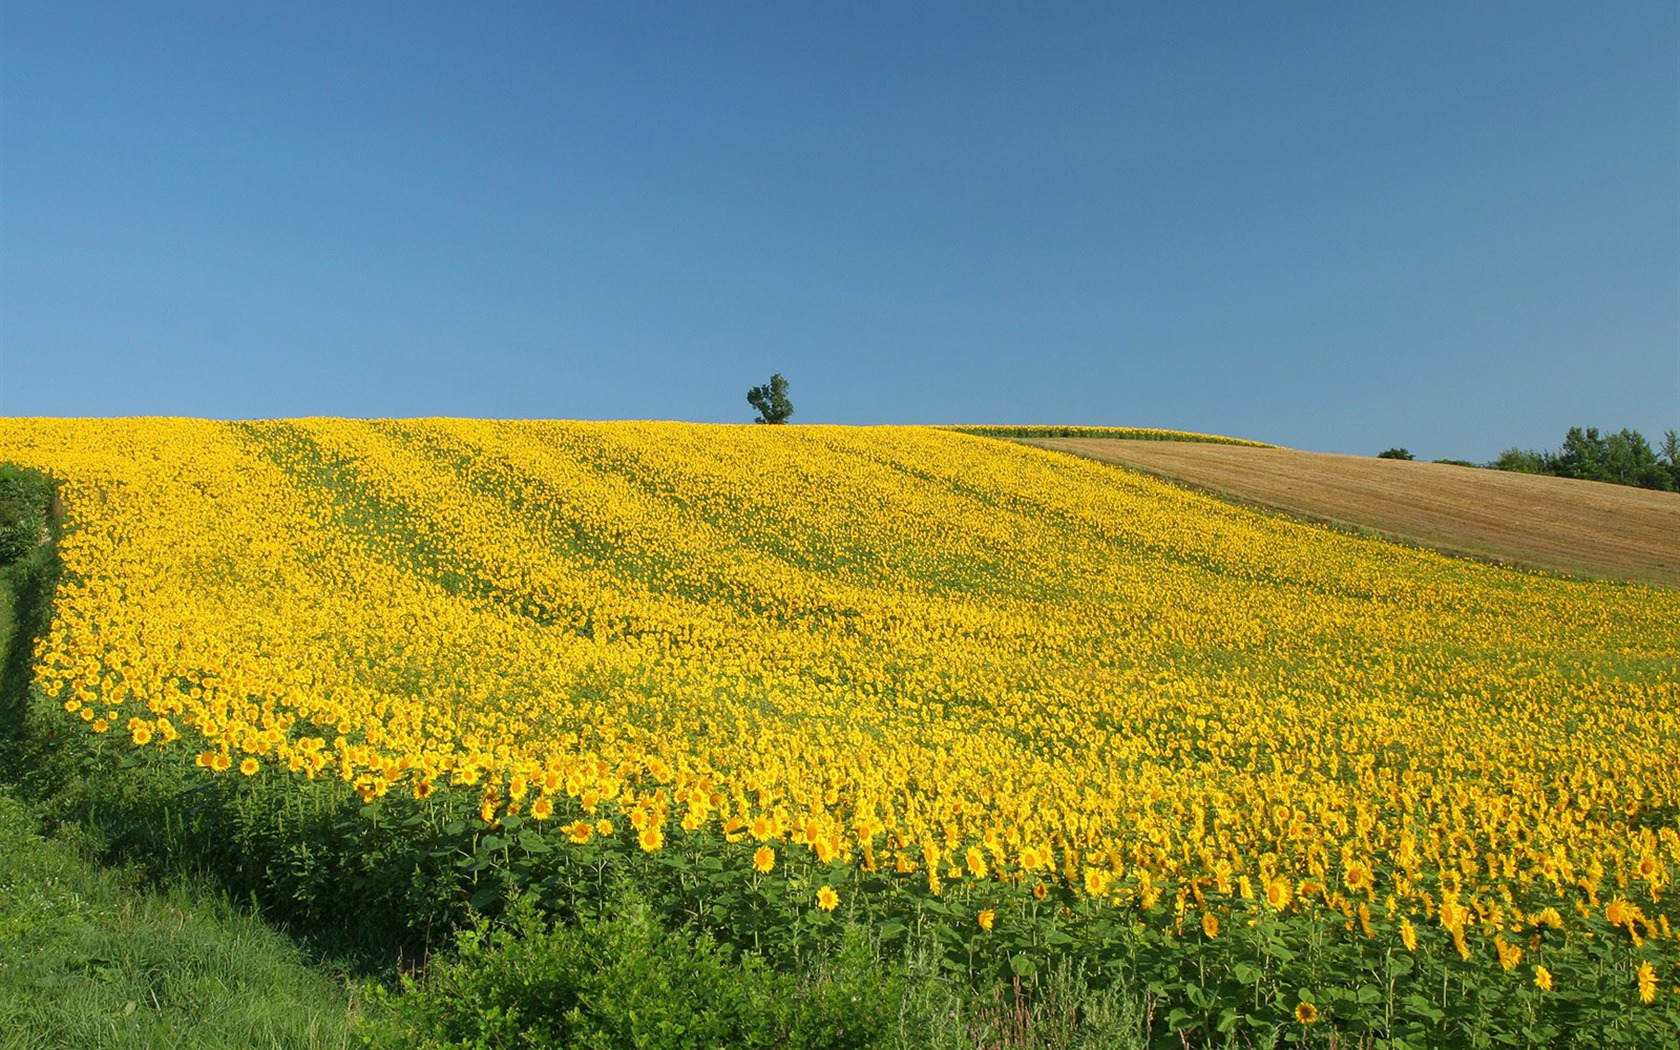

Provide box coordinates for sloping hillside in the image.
[1023,438,1680,588]
[1,419,1676,1040]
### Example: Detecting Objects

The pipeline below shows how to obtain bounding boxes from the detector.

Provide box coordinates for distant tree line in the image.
[1491,426,1679,492]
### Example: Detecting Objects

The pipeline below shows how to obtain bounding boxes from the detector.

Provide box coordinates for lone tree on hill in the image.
[747,374,794,424]
[1377,448,1414,460]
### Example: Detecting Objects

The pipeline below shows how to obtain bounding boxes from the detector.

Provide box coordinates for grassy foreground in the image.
[0,792,360,1050]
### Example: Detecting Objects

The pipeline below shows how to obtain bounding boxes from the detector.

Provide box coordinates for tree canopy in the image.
[746,374,793,425]
[1492,426,1677,492]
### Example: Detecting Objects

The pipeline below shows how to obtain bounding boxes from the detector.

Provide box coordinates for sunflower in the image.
[1533,966,1552,991]
[1265,877,1292,911]
[1638,961,1657,1004]
[753,846,776,874]
[1201,912,1219,939]
[816,885,839,912]
[977,909,995,931]
[239,757,260,776]
[1344,859,1373,894]
[1295,1002,1318,1024]
[638,825,664,852]
[1400,917,1418,952]
[1606,898,1637,928]
[529,796,554,821]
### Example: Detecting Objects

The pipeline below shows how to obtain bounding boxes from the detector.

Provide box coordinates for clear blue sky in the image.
[3,2,1676,460]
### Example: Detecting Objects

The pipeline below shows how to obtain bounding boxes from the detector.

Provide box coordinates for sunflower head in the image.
[1265,877,1292,911]
[1295,1002,1318,1025]
[1638,960,1657,1004]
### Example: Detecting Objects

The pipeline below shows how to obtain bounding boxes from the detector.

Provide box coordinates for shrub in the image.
[362,888,900,1050]
[0,464,53,566]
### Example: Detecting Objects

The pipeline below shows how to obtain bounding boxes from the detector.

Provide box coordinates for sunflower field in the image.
[2,418,1676,1046]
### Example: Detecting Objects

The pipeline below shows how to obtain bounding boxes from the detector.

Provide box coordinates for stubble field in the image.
[1023,437,1680,588]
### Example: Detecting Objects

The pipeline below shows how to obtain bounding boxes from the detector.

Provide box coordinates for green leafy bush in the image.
[0,464,54,565]
[362,888,899,1050]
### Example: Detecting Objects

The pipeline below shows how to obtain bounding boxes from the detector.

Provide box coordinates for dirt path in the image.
[1021,438,1680,588]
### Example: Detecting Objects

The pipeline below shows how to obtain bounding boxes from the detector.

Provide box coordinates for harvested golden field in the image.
[2,419,1677,1035]
[1024,438,1680,588]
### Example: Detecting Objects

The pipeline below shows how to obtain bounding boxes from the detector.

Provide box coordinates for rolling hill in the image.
[1021,437,1680,588]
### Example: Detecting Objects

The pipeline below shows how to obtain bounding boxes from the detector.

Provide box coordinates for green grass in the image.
[0,792,361,1050]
